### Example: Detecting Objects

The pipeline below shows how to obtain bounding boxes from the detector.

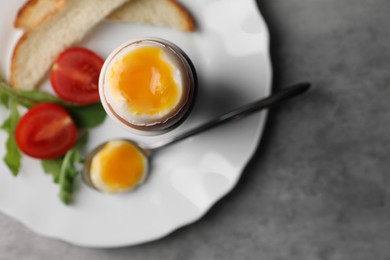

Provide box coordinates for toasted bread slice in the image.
[108,0,195,32]
[14,0,66,31]
[15,0,195,32]
[11,0,132,90]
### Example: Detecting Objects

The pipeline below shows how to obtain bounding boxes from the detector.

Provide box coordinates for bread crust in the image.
[167,0,195,32]
[107,0,196,32]
[14,0,38,28]
[10,33,27,88]
[16,0,196,32]
[14,0,66,30]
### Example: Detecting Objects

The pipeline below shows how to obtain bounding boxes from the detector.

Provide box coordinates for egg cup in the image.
[99,38,197,135]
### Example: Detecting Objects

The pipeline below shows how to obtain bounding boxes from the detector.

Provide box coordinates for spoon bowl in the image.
[82,139,151,193]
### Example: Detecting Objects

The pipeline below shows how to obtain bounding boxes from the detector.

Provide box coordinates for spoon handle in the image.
[149,82,311,151]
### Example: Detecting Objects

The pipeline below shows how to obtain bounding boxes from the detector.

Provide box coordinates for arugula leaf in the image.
[0,78,71,108]
[0,99,21,176]
[41,157,63,183]
[68,103,106,129]
[0,86,9,108]
[57,132,88,205]
[58,150,78,204]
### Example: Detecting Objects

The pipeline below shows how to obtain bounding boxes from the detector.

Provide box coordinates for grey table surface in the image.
[2,0,390,259]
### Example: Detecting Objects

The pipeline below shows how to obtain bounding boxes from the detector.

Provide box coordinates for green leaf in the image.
[4,135,21,176]
[77,131,89,148]
[1,116,10,130]
[0,79,72,108]
[41,158,63,183]
[58,148,77,205]
[68,103,106,129]
[1,100,21,176]
[0,87,9,108]
[12,89,70,107]
[57,132,89,205]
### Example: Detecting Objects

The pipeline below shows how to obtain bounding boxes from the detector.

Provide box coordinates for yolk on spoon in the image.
[109,46,181,115]
[90,140,147,193]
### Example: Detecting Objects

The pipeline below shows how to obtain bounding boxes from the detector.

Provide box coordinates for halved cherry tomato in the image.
[15,103,77,159]
[50,47,104,105]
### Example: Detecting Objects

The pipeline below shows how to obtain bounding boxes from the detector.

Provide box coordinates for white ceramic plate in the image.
[0,0,271,247]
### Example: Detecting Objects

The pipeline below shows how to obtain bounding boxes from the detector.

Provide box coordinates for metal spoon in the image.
[82,82,311,190]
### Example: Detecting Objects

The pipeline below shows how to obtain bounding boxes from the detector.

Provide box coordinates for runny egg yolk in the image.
[109,46,181,115]
[90,140,147,193]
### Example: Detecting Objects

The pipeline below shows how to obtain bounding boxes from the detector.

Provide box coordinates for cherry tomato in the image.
[15,103,77,159]
[50,47,104,105]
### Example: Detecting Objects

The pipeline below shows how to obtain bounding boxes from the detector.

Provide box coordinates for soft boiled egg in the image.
[90,140,148,193]
[99,38,197,135]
